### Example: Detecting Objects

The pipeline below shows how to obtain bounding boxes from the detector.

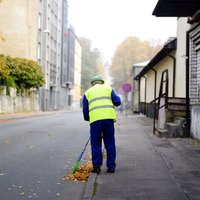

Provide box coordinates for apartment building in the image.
[0,0,81,111]
[73,37,82,110]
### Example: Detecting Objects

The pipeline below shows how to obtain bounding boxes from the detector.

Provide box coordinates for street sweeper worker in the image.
[82,75,121,174]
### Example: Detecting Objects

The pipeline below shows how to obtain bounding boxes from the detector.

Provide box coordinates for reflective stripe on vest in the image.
[88,96,111,104]
[89,105,115,112]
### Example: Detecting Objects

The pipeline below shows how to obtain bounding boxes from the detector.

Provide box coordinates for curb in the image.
[83,173,97,199]
[0,111,56,120]
[0,110,81,121]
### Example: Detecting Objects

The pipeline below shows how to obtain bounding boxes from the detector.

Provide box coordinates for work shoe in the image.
[107,168,115,173]
[92,167,101,174]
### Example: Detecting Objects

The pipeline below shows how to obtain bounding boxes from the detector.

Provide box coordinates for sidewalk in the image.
[84,114,200,200]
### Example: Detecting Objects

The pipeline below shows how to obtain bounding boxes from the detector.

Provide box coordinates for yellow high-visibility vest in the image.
[85,84,116,124]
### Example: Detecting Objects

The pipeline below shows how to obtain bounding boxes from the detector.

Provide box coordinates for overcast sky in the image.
[67,0,177,62]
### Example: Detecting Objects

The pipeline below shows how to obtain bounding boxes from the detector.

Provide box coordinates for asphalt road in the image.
[0,112,91,200]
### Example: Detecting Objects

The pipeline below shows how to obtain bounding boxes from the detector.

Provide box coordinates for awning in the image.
[152,0,200,17]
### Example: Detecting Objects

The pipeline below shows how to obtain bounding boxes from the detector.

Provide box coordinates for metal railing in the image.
[150,69,169,134]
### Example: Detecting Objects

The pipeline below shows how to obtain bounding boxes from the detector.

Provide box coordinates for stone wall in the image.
[190,26,200,105]
[0,87,39,113]
[191,105,200,140]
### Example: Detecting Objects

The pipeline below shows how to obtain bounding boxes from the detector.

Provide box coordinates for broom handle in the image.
[71,137,90,174]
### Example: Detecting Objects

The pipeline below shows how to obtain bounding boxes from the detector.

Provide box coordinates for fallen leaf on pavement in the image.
[37,181,42,184]
[48,133,53,138]
[189,138,200,146]
[64,161,93,182]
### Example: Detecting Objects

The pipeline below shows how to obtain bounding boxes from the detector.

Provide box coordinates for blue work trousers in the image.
[90,119,116,169]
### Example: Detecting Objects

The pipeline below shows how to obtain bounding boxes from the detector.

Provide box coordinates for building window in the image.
[47,45,49,61]
[37,43,41,60]
[38,13,42,30]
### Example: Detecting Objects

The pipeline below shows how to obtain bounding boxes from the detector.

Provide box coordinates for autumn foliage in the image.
[110,36,162,90]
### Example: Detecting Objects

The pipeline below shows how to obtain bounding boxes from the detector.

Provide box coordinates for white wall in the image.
[140,77,146,102]
[144,55,174,103]
[146,70,155,103]
[176,18,191,97]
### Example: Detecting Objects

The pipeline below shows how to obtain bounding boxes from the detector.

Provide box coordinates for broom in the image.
[71,137,90,174]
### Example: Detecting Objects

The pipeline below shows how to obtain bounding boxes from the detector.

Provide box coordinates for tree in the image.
[110,36,162,90]
[0,55,9,81]
[79,37,105,95]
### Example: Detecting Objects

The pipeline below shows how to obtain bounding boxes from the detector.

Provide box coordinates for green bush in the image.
[2,77,16,95]
[0,55,10,82]
[0,55,45,95]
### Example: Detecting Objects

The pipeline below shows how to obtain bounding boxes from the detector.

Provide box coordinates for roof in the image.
[133,61,150,68]
[152,0,200,17]
[134,38,177,80]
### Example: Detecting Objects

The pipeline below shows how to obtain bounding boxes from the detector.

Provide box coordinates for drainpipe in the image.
[142,75,147,115]
[151,68,157,104]
[164,49,176,98]
[151,68,157,134]
[167,54,176,98]
[136,78,141,113]
[185,23,200,137]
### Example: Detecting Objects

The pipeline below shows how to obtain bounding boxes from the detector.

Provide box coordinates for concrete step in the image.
[166,122,181,138]
[167,97,186,111]
[174,117,186,137]
[168,104,186,111]
[168,97,186,104]
[174,117,185,125]
[155,117,186,138]
[155,127,169,138]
